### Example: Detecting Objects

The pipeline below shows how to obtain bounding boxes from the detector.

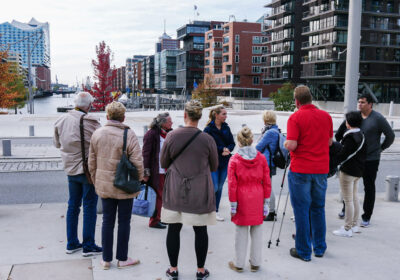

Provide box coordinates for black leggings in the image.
[166,223,208,268]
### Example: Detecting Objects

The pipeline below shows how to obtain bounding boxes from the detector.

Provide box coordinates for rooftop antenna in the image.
[163,19,166,34]
[229,15,236,22]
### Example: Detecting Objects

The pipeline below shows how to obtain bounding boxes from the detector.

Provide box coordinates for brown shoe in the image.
[250,263,259,272]
[228,261,243,273]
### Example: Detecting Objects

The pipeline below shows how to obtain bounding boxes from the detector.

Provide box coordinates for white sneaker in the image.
[352,226,361,233]
[333,226,353,237]
[216,213,225,221]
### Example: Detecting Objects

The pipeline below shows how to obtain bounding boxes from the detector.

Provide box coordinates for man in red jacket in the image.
[142,113,173,229]
[284,86,333,262]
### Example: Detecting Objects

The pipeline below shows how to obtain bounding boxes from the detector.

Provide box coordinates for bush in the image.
[270,82,296,112]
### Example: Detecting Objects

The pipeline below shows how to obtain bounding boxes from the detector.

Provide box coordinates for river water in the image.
[20,93,76,114]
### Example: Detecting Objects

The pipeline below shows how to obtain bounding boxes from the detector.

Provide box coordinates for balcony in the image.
[302,20,348,35]
[363,5,399,17]
[362,23,400,32]
[303,3,348,20]
[303,0,317,5]
[301,53,344,63]
[266,4,294,19]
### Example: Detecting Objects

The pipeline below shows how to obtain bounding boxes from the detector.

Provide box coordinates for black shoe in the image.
[82,244,102,257]
[338,210,345,219]
[315,252,324,258]
[66,243,82,254]
[166,268,178,279]
[264,211,277,221]
[292,234,296,240]
[290,248,310,262]
[150,222,167,229]
[196,269,210,279]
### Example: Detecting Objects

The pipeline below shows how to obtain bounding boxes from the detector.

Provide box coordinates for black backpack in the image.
[267,129,290,169]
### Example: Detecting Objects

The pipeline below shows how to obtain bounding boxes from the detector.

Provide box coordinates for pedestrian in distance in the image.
[332,111,367,238]
[336,93,395,227]
[228,127,271,273]
[53,91,102,257]
[204,105,235,222]
[160,100,218,280]
[142,112,173,229]
[284,85,333,262]
[89,101,144,270]
[256,110,280,221]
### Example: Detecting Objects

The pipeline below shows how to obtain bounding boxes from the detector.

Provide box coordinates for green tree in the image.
[9,74,28,113]
[270,82,296,111]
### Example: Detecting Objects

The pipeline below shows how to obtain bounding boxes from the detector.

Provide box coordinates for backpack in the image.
[267,129,290,169]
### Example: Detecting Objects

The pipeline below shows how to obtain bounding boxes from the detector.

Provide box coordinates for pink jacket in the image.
[228,151,271,226]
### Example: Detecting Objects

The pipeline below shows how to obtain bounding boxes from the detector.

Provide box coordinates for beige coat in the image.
[53,110,101,176]
[89,121,144,200]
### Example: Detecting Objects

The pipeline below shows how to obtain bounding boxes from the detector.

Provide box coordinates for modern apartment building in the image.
[176,21,225,94]
[205,21,276,99]
[264,0,306,84]
[155,32,180,53]
[0,18,50,68]
[145,55,155,92]
[34,66,51,91]
[301,0,400,103]
[113,66,126,93]
[6,52,26,76]
[154,49,180,93]
[125,58,133,93]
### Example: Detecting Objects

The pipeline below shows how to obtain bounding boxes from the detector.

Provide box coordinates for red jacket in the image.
[228,152,271,226]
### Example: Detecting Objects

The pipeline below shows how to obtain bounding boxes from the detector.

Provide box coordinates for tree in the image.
[270,82,296,111]
[0,51,19,109]
[191,74,221,107]
[85,41,116,111]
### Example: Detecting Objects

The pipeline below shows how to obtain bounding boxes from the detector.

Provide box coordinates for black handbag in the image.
[113,128,141,194]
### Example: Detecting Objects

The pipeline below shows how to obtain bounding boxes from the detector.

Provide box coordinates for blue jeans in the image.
[211,166,228,212]
[66,174,98,250]
[102,198,133,262]
[288,171,327,260]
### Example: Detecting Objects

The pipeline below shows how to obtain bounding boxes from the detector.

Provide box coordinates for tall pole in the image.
[344,0,362,113]
[27,42,33,114]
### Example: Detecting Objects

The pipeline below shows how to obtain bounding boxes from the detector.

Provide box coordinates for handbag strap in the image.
[122,127,129,153]
[79,114,87,164]
[170,130,202,164]
[338,134,365,169]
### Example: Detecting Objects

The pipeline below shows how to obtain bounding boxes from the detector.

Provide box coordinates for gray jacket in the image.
[160,127,218,214]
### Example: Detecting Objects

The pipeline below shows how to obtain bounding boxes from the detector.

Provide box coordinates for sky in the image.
[2,0,268,86]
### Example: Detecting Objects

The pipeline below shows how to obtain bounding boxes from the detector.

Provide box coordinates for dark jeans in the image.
[149,174,165,226]
[66,174,98,250]
[211,166,228,212]
[166,223,208,268]
[102,198,133,262]
[362,160,380,221]
[288,171,328,260]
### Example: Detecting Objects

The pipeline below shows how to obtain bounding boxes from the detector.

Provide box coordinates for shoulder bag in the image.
[113,128,141,194]
[80,114,93,185]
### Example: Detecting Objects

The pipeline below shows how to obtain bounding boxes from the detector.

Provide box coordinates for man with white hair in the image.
[54,92,102,257]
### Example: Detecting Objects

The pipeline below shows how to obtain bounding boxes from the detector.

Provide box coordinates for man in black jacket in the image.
[336,94,395,227]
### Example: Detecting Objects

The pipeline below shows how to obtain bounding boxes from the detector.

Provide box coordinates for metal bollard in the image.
[29,125,35,136]
[2,139,11,156]
[385,175,399,202]
[143,125,148,135]
[242,124,247,127]
[96,198,103,214]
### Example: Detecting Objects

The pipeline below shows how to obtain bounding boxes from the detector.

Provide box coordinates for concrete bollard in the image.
[96,198,103,214]
[2,139,11,156]
[385,175,399,202]
[143,125,148,135]
[29,125,35,136]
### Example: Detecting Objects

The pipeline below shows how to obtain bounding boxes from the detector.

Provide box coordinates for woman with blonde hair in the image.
[161,100,218,280]
[89,101,144,270]
[228,126,271,272]
[204,105,235,221]
[256,110,280,221]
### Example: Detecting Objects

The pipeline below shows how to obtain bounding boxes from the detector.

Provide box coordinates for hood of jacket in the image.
[237,146,258,160]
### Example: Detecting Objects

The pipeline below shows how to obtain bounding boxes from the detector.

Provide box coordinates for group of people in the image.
[53,85,394,277]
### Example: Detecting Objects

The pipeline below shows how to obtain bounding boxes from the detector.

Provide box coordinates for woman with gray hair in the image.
[142,112,173,229]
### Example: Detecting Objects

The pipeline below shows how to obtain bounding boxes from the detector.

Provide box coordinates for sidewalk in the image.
[0,193,399,280]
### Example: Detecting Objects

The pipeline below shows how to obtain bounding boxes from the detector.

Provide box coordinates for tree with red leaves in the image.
[85,41,116,111]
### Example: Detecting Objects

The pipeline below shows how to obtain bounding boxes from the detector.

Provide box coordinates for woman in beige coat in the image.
[160,100,218,280]
[89,101,144,270]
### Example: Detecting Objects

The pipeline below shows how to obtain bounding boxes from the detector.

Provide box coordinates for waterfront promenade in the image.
[0,109,399,280]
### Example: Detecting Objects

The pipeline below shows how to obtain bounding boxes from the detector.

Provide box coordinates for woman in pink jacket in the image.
[228,127,271,273]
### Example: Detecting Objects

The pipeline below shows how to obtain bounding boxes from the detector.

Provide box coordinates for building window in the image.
[223,36,229,44]
[235,35,240,43]
[252,46,262,54]
[252,66,261,73]
[207,33,212,40]
[214,42,222,48]
[235,45,239,53]
[226,75,231,83]
[233,75,240,84]
[253,76,260,85]
[235,55,239,63]
[252,36,260,44]
[223,55,229,62]
[252,56,261,64]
